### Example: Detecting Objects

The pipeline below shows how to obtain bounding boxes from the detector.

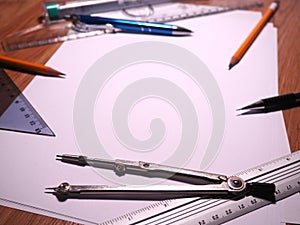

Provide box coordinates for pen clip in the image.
[64,14,120,33]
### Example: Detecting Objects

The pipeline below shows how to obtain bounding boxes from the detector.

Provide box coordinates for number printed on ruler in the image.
[0,68,55,136]
[101,151,300,225]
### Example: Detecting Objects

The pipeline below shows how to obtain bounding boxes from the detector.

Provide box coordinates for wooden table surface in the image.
[0,0,299,224]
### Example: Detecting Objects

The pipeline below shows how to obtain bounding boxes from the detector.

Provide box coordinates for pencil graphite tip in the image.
[44,73,65,78]
[57,73,66,78]
[228,61,237,70]
[48,67,65,76]
[228,57,239,70]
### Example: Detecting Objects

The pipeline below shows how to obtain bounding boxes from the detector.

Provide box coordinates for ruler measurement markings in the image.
[189,178,300,225]
[131,156,298,225]
[2,1,263,51]
[204,198,268,225]
[103,200,174,225]
[239,153,299,174]
[123,178,296,224]
[147,2,262,23]
[133,199,228,225]
[101,152,300,225]
[241,157,300,181]
[183,167,300,223]
[247,163,300,184]
[270,166,300,182]
[102,172,300,225]
[167,198,244,225]
[157,160,300,224]
[145,201,217,225]
[0,69,55,136]
[135,198,221,225]
[16,96,50,135]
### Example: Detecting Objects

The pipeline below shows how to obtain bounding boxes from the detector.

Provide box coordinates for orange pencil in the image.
[0,55,65,77]
[228,1,279,70]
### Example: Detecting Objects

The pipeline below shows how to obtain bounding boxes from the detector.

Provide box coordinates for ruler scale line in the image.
[0,69,55,136]
[101,151,300,225]
[246,159,300,182]
[2,1,263,51]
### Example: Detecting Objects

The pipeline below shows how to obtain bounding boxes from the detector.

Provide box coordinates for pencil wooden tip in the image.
[48,68,66,77]
[228,57,239,70]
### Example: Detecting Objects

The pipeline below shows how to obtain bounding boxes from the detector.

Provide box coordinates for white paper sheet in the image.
[0,8,291,225]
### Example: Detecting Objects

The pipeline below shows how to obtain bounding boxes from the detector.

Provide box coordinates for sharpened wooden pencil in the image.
[228,1,279,70]
[0,55,65,77]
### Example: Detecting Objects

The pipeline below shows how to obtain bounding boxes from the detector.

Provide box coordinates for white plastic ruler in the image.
[0,68,54,136]
[128,1,263,23]
[101,150,300,225]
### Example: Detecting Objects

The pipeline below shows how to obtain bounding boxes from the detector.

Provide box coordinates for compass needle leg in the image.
[50,155,276,201]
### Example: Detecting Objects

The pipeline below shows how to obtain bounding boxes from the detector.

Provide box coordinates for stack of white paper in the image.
[0,5,292,225]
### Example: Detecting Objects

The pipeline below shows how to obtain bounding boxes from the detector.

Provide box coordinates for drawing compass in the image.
[46,155,275,202]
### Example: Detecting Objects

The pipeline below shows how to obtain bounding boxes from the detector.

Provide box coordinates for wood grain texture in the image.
[0,0,299,224]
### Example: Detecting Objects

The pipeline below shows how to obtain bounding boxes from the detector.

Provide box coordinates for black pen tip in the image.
[237,111,254,116]
[238,107,247,111]
[173,26,193,36]
[56,154,88,166]
[180,27,193,33]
